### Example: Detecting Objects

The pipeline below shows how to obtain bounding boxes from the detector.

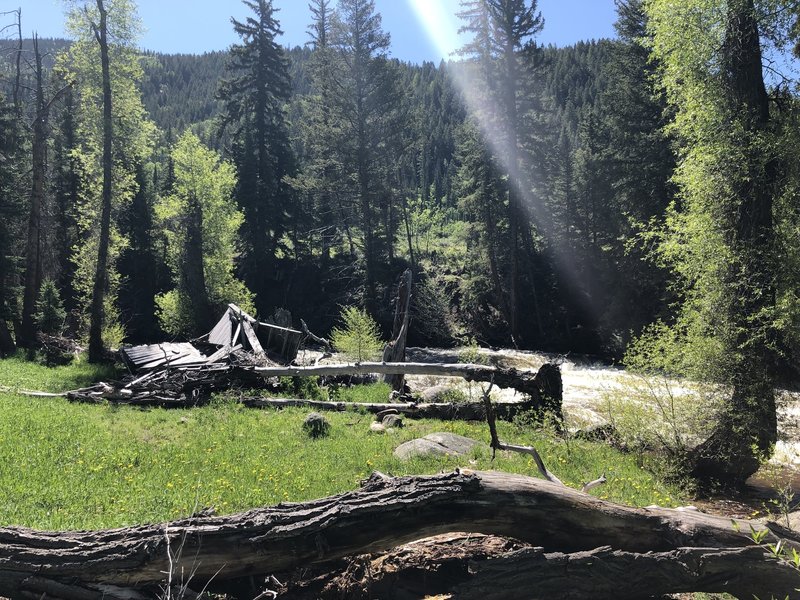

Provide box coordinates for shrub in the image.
[330,306,384,363]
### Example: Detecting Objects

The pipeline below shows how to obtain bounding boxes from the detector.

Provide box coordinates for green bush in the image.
[330,306,384,363]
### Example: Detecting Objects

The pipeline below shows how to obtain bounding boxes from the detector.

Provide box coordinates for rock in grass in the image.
[302,412,330,438]
[370,422,386,434]
[382,414,404,429]
[393,432,485,460]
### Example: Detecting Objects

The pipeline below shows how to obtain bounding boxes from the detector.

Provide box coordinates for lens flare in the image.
[407,0,588,325]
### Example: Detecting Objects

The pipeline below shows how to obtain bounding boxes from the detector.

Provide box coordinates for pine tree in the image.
[331,0,406,312]
[218,0,297,315]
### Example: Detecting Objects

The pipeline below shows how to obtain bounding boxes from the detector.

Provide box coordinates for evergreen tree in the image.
[457,0,545,345]
[217,0,297,315]
[0,93,22,355]
[331,0,407,312]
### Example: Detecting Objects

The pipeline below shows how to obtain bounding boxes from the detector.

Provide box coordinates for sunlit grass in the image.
[0,357,685,530]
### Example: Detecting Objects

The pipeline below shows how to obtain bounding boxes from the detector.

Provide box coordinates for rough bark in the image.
[182,192,211,336]
[688,0,778,485]
[88,0,113,363]
[281,535,799,600]
[382,268,412,392]
[254,361,549,400]
[0,470,794,600]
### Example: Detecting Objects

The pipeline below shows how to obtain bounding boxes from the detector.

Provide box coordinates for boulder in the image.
[382,414,404,429]
[394,432,486,461]
[302,412,330,438]
[370,422,387,434]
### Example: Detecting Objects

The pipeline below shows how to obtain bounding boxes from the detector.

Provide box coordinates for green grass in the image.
[0,354,120,392]
[0,357,686,531]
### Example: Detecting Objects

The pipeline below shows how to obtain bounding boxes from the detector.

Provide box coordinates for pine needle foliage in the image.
[330,306,384,363]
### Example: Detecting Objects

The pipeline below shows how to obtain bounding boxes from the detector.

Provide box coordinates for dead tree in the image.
[382,269,412,392]
[0,470,795,599]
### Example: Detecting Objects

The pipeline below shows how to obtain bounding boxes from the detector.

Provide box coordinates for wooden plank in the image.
[242,320,265,357]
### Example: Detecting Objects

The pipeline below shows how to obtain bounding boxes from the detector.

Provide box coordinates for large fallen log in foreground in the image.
[0,470,796,599]
[284,534,798,600]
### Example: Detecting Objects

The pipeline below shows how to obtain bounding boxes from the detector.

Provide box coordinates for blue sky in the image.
[9,0,617,62]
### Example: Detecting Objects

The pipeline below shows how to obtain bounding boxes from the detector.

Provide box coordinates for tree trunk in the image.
[182,192,211,335]
[242,396,538,421]
[253,361,553,401]
[382,269,412,392]
[0,470,794,599]
[688,0,778,484]
[281,534,799,600]
[88,0,113,363]
[20,37,47,348]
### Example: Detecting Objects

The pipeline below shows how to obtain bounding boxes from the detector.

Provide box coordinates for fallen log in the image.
[243,396,538,421]
[254,361,545,399]
[0,470,795,599]
[281,535,799,600]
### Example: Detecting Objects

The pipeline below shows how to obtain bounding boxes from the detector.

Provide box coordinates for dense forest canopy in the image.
[2,1,800,471]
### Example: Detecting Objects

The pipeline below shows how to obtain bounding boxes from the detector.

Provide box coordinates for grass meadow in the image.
[0,355,685,530]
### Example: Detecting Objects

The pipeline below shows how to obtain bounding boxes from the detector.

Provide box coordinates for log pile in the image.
[0,470,796,599]
[60,361,558,419]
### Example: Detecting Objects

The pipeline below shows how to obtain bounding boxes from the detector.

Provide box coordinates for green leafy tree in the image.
[155,132,254,337]
[638,0,785,483]
[331,305,384,362]
[61,0,156,354]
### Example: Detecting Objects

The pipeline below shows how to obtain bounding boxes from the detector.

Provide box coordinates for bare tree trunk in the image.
[382,269,412,392]
[0,470,794,599]
[88,0,113,363]
[281,535,799,600]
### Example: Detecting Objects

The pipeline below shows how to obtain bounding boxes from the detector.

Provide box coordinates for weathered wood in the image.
[285,539,798,600]
[254,362,546,399]
[382,269,413,392]
[0,470,794,599]
[242,320,266,358]
[243,396,538,421]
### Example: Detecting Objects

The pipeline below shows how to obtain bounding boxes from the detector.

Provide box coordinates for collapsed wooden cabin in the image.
[121,304,303,372]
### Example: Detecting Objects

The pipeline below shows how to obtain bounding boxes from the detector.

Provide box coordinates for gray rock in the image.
[394,432,486,460]
[302,412,330,438]
[370,422,386,434]
[420,385,466,403]
[382,414,404,429]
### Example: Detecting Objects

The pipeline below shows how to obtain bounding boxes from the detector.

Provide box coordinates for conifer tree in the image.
[218,0,297,314]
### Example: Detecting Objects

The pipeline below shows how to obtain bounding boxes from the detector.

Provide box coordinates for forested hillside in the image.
[3,0,800,482]
[0,6,672,357]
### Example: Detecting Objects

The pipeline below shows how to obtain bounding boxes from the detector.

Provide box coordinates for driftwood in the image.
[243,396,538,421]
[0,470,796,599]
[254,362,546,399]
